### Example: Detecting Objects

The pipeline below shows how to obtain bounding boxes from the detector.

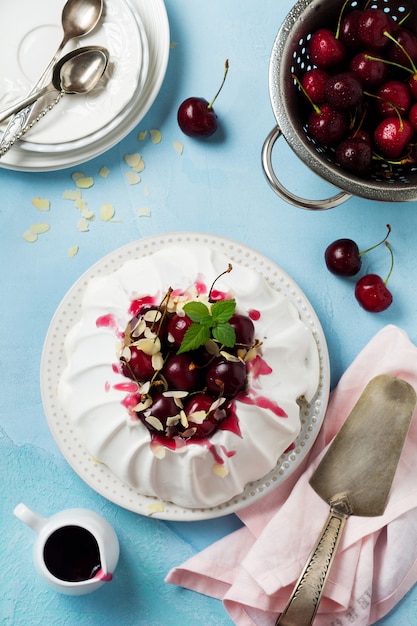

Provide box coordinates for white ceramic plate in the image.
[40,233,330,521]
[0,0,169,171]
[0,0,145,144]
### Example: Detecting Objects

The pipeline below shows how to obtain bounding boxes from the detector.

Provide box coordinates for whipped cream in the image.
[59,245,319,509]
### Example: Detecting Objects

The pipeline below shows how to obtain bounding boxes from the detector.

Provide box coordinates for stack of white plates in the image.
[0,0,169,171]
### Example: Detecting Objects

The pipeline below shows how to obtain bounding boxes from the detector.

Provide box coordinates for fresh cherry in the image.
[387,28,417,67]
[121,346,154,382]
[375,80,411,118]
[324,224,391,276]
[163,353,202,391]
[167,313,193,349]
[350,50,389,88]
[354,243,394,312]
[339,9,362,50]
[374,117,414,159]
[308,28,346,69]
[177,60,229,138]
[325,72,363,111]
[184,394,226,438]
[357,9,393,51]
[206,356,247,398]
[300,68,329,104]
[335,137,372,175]
[229,313,255,347]
[141,393,180,435]
[307,103,347,146]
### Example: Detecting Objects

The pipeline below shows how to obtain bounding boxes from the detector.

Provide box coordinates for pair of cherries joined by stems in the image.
[325,224,394,312]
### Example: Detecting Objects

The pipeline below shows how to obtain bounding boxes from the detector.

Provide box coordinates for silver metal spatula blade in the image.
[276,374,417,626]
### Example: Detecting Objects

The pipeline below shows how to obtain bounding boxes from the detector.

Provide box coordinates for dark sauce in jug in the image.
[43,525,101,582]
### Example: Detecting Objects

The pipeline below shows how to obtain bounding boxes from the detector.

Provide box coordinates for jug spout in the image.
[94,568,113,582]
[14,503,47,533]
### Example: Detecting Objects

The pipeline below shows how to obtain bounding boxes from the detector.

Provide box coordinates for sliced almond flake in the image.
[74,197,87,210]
[134,398,153,412]
[150,129,162,144]
[220,350,241,362]
[137,207,151,218]
[71,171,85,182]
[188,410,207,424]
[30,223,50,235]
[244,347,258,362]
[166,415,181,427]
[23,230,38,243]
[180,410,189,428]
[126,171,141,185]
[68,245,79,258]
[99,165,110,178]
[213,463,229,478]
[210,397,226,411]
[77,218,89,232]
[144,309,162,323]
[170,42,178,49]
[63,189,82,201]
[147,502,165,515]
[137,130,147,141]
[163,390,188,399]
[124,153,142,168]
[81,208,95,220]
[174,396,185,409]
[151,352,164,371]
[100,203,115,222]
[136,337,161,355]
[181,427,197,438]
[139,381,151,395]
[145,415,164,431]
[32,197,50,211]
[205,339,220,355]
[150,442,166,459]
[76,176,94,189]
[173,141,184,155]
[121,345,131,361]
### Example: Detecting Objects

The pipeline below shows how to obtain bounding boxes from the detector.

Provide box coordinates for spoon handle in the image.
[0,86,55,125]
[0,92,64,158]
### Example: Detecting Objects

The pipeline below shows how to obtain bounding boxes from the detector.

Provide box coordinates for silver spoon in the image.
[0,46,109,124]
[0,0,104,149]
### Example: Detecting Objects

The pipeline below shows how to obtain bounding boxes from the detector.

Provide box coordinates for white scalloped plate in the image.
[40,233,330,520]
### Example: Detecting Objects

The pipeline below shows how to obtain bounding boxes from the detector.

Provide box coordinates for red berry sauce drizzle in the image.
[96,277,289,470]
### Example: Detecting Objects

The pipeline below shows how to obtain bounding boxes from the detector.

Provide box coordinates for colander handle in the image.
[262,126,352,210]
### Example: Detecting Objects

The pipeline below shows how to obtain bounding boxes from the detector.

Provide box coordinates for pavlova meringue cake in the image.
[58,245,320,509]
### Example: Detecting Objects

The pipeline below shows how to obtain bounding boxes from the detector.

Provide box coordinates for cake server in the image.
[0,0,103,153]
[276,374,416,626]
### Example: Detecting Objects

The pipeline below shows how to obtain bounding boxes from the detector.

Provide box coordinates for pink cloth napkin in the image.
[166,325,417,625]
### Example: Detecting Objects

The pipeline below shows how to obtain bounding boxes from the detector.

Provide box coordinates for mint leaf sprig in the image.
[177,298,236,354]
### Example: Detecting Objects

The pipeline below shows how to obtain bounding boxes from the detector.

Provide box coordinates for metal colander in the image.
[262,0,417,209]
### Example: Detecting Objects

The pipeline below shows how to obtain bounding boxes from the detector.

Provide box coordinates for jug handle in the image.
[261,125,351,210]
[14,503,47,533]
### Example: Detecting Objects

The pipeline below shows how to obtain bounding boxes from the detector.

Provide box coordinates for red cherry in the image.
[307,103,347,146]
[325,72,363,111]
[375,81,411,118]
[387,28,417,67]
[308,28,346,69]
[374,117,414,159]
[177,60,229,138]
[339,10,362,50]
[300,68,329,104]
[324,225,391,276]
[335,137,372,176]
[122,346,154,382]
[357,9,393,51]
[350,51,389,88]
[354,242,394,313]
[409,102,417,132]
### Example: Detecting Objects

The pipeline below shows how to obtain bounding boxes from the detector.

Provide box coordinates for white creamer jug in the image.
[14,503,120,595]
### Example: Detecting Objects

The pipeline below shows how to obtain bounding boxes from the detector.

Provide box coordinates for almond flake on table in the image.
[150,129,162,144]
[126,171,141,185]
[137,207,151,217]
[77,218,89,232]
[123,153,142,168]
[68,246,79,258]
[32,197,50,211]
[22,230,38,243]
[63,189,82,201]
[100,203,115,222]
[99,166,110,178]
[75,176,94,189]
[30,223,50,235]
[137,130,147,141]
[173,141,184,155]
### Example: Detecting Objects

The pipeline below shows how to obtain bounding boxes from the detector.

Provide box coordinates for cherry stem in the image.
[208,264,233,301]
[292,73,321,114]
[208,60,229,110]
[359,224,391,257]
[335,0,351,40]
[383,31,417,74]
[384,241,394,286]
